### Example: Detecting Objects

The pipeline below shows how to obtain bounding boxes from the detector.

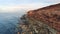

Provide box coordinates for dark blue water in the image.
[0,12,25,34]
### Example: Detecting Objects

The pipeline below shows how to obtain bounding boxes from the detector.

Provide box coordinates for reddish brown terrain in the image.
[27,3,60,34]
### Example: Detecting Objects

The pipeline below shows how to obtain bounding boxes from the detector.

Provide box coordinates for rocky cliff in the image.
[18,3,60,34]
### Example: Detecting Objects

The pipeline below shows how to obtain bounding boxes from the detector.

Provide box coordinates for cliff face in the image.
[20,14,53,34]
[27,3,60,34]
[18,3,60,34]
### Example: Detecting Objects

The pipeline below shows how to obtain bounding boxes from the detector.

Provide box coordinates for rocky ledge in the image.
[18,3,60,34]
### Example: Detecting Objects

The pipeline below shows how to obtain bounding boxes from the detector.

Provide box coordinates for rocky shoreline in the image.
[17,3,60,34]
[17,14,56,34]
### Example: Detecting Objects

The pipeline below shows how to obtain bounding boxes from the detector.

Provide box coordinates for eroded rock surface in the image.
[18,3,60,34]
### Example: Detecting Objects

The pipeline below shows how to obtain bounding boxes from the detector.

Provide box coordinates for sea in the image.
[0,11,25,34]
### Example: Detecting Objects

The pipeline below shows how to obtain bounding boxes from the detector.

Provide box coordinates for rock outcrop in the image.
[18,3,60,34]
[27,3,60,34]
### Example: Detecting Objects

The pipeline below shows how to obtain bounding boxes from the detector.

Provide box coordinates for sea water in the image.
[0,11,25,34]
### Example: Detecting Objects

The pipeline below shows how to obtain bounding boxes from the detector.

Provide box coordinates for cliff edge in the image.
[18,3,60,34]
[27,3,60,34]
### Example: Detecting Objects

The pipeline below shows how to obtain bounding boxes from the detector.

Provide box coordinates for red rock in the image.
[57,32,60,34]
[27,3,60,33]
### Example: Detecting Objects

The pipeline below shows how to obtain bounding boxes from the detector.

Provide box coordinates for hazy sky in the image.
[0,0,60,12]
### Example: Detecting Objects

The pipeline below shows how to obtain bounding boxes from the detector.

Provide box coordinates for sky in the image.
[0,0,60,12]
